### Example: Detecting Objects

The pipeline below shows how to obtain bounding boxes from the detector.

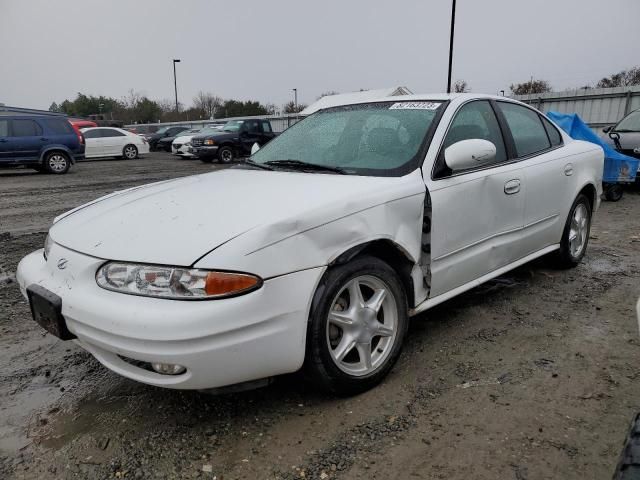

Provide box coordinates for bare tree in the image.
[510,79,552,95]
[283,101,307,114]
[193,91,223,119]
[453,80,469,93]
[597,66,640,88]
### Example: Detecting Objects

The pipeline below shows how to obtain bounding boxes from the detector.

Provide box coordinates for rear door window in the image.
[42,118,74,135]
[83,129,101,139]
[11,119,42,137]
[541,116,562,147]
[100,129,125,137]
[261,121,272,133]
[498,102,551,157]
[0,120,8,137]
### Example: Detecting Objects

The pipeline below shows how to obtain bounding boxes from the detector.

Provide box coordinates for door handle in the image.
[504,179,521,195]
[564,163,573,176]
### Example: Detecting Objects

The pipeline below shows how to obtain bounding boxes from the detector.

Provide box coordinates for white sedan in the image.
[17,94,603,395]
[172,127,221,158]
[82,127,150,160]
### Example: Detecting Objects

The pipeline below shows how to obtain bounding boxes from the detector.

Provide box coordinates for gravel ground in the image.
[1,154,640,480]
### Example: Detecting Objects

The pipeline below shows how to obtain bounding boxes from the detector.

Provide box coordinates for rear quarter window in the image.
[41,118,74,135]
[541,116,562,147]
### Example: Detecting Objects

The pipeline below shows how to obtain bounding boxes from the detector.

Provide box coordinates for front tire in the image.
[43,152,70,174]
[217,146,234,164]
[305,256,408,395]
[554,193,592,268]
[123,144,138,160]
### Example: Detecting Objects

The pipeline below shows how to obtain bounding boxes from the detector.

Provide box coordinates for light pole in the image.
[173,59,181,114]
[500,90,505,96]
[446,0,456,94]
[292,88,298,113]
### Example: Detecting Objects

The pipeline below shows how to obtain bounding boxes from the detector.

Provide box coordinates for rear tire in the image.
[123,144,138,160]
[304,256,408,395]
[217,146,234,164]
[605,184,624,202]
[553,193,591,269]
[43,152,70,174]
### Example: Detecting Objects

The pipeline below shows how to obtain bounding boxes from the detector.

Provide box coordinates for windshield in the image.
[155,126,170,135]
[251,101,444,176]
[615,110,640,132]
[223,120,244,132]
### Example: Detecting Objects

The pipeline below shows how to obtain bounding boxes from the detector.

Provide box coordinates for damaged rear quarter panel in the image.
[194,169,426,283]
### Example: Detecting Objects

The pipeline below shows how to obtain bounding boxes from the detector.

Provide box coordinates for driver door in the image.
[424,100,526,297]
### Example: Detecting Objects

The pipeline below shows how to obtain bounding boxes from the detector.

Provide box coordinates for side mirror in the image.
[444,139,496,171]
[251,143,260,155]
[603,126,613,133]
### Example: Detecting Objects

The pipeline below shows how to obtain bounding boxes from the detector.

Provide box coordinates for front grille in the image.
[192,138,203,147]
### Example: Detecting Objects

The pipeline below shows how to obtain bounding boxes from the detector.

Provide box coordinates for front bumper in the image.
[172,144,195,157]
[16,243,323,390]
[194,146,219,158]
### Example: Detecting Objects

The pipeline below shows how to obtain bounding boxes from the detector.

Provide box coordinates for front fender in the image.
[194,189,425,280]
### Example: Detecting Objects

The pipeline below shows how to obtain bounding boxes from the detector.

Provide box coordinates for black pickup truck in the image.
[191,119,277,163]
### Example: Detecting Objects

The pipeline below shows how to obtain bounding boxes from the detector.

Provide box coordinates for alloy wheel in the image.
[48,154,68,172]
[326,275,398,377]
[569,203,589,258]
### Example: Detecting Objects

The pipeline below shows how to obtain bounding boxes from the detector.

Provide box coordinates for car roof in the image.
[310,93,524,113]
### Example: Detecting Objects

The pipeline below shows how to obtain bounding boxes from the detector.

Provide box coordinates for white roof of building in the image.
[300,86,413,115]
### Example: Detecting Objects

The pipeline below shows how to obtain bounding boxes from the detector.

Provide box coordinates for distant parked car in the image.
[148,126,190,151]
[192,119,278,163]
[156,128,202,152]
[171,127,221,158]
[81,127,149,160]
[0,114,84,174]
[602,108,640,175]
[69,119,98,130]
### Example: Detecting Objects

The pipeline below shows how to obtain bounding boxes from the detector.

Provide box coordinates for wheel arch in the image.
[39,145,73,165]
[327,239,416,309]
[577,182,598,211]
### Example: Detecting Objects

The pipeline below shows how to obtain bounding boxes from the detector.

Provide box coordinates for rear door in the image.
[496,101,568,253]
[100,128,127,155]
[11,118,43,161]
[425,99,526,297]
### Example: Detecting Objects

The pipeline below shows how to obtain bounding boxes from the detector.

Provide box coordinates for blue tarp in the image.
[547,111,638,183]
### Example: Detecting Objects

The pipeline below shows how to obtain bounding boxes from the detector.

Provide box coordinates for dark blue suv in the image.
[0,114,85,174]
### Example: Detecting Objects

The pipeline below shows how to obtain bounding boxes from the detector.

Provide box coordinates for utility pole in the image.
[173,59,181,114]
[446,0,456,93]
[293,88,298,113]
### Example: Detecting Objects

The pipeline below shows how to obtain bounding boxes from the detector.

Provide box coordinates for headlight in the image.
[95,262,262,300]
[44,234,53,260]
[204,139,215,145]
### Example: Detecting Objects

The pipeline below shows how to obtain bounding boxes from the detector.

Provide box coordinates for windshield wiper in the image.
[242,159,274,170]
[265,160,347,174]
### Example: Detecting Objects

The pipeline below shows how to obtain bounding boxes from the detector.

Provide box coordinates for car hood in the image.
[49,169,419,266]
[173,135,194,143]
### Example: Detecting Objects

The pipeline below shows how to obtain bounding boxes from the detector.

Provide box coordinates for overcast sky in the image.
[1,0,639,110]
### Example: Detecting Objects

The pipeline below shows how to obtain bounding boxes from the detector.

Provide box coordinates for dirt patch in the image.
[1,157,640,479]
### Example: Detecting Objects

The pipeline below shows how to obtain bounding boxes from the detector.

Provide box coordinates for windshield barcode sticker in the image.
[389,102,440,110]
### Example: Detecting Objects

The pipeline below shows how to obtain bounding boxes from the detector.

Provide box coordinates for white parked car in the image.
[18,94,603,395]
[82,127,150,160]
[172,127,220,158]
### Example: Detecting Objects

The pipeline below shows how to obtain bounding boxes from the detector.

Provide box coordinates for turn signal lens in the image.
[204,139,215,145]
[205,272,260,296]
